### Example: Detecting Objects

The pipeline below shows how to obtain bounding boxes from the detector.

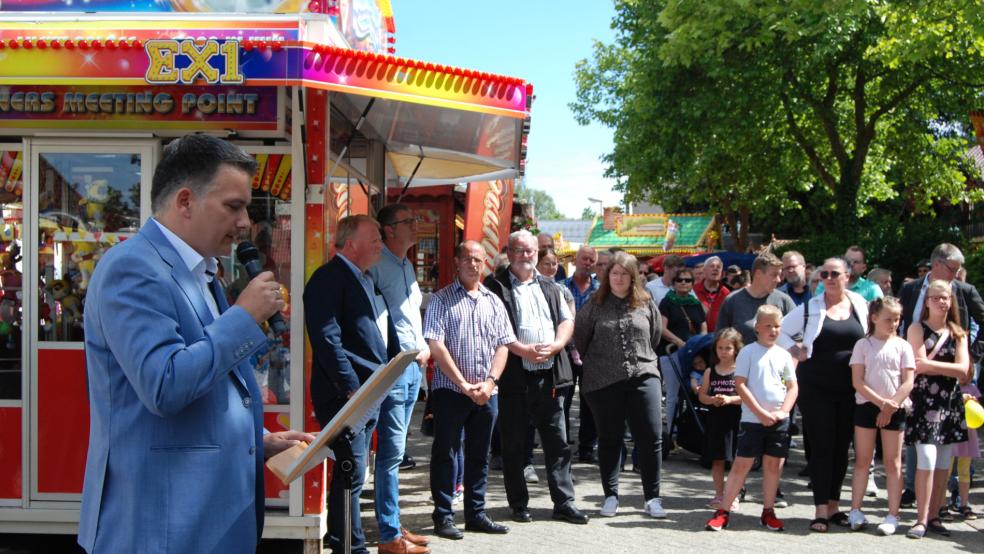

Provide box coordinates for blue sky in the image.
[394,0,621,219]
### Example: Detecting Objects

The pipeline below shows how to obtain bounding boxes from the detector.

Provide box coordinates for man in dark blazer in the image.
[304,214,400,554]
[899,243,984,360]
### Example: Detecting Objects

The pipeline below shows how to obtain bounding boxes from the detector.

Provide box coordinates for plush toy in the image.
[70,240,102,291]
[79,180,109,230]
[50,278,82,326]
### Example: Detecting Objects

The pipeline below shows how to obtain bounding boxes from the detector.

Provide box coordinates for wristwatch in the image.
[487,375,500,386]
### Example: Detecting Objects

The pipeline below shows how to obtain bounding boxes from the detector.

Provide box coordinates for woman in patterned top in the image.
[904,279,972,539]
[573,252,666,520]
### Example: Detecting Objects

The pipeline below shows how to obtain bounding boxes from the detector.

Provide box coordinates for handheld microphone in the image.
[236,241,288,336]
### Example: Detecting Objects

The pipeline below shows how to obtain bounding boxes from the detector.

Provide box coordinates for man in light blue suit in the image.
[79,135,314,553]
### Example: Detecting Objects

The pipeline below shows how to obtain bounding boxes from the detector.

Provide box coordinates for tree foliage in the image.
[572,0,984,249]
[515,182,566,220]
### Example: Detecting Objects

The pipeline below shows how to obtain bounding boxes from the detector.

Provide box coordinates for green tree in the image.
[516,182,566,220]
[572,0,984,244]
[579,206,597,220]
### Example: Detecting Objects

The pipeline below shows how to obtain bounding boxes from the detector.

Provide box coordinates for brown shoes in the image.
[400,527,430,546]
[377,537,431,554]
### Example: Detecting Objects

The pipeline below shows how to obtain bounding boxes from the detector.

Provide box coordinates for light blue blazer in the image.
[78,220,268,553]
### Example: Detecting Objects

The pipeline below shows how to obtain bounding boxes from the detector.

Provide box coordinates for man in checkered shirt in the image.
[424,240,516,541]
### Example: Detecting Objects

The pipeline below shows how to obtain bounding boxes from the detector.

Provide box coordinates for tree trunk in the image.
[833,159,862,238]
[739,207,750,252]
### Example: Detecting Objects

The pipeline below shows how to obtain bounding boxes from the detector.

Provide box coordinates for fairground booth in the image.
[0,1,530,549]
[586,208,721,268]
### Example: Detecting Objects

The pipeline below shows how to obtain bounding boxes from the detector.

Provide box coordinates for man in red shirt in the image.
[693,255,730,331]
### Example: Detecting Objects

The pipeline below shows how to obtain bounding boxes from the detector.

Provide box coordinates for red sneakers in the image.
[760,508,784,531]
[706,509,730,531]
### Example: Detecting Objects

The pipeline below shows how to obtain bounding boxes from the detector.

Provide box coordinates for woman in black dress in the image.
[904,279,971,538]
[779,257,870,532]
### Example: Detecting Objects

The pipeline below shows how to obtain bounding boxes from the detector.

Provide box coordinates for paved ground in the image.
[2,395,981,553]
[359,396,983,554]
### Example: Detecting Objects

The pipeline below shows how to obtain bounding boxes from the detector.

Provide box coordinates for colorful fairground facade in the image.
[0,1,531,549]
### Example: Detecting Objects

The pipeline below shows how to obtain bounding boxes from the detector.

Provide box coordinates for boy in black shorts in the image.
[706,305,798,531]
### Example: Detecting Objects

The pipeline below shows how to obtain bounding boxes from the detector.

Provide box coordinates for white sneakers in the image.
[877,514,899,536]
[848,508,868,530]
[645,497,667,519]
[599,496,619,517]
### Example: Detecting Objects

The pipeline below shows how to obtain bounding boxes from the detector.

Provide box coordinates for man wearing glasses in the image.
[899,242,984,356]
[368,204,431,554]
[484,230,588,526]
[777,251,811,306]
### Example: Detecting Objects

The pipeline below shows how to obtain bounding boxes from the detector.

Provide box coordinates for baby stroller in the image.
[660,333,714,460]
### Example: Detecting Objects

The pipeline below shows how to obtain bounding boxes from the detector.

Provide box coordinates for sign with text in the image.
[0,85,282,132]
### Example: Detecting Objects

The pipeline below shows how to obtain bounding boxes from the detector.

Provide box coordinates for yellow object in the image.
[966,397,984,429]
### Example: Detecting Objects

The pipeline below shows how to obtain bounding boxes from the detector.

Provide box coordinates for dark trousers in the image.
[799,391,855,506]
[499,371,575,510]
[564,362,597,456]
[430,388,498,523]
[585,374,663,500]
[489,420,535,466]
[321,399,376,554]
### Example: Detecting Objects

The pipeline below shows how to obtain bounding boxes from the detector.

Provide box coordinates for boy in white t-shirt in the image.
[706,305,798,532]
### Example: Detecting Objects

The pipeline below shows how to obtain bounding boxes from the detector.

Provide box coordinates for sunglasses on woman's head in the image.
[819,270,841,279]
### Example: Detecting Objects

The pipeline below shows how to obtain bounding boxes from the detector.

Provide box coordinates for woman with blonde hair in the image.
[904,280,971,539]
[573,252,666,519]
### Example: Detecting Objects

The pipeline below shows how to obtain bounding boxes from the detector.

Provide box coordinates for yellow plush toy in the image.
[71,240,102,291]
[50,278,82,325]
[79,180,109,230]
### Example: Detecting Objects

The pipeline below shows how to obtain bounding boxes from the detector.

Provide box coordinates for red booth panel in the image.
[37,348,89,494]
[0,406,22,499]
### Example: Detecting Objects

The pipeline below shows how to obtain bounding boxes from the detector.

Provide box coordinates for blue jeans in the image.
[326,407,375,554]
[430,388,498,522]
[374,362,422,543]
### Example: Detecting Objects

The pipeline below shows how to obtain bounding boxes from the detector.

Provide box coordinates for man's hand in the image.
[415,348,431,367]
[471,379,495,406]
[757,411,778,426]
[514,343,544,362]
[263,430,317,460]
[235,271,285,325]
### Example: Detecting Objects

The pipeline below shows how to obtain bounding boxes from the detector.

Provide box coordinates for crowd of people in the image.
[304,204,984,551]
[74,135,981,554]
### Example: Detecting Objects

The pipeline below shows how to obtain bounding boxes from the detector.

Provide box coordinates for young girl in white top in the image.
[846,297,915,535]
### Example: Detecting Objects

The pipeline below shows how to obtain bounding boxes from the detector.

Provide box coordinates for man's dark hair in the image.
[377,203,413,227]
[151,134,257,214]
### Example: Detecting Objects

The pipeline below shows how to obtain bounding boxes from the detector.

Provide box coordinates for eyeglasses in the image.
[941,262,962,275]
[927,295,951,302]
[388,216,421,226]
[674,278,694,283]
[510,247,536,255]
[819,270,842,279]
